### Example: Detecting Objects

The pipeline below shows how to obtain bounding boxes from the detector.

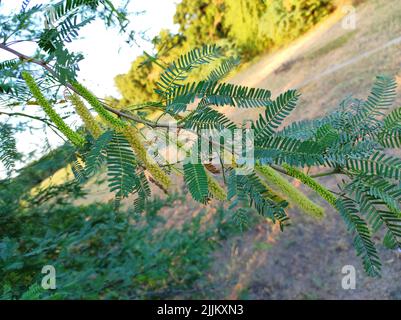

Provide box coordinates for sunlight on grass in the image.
[306,31,357,60]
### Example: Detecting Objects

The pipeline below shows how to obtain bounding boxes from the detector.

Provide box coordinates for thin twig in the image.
[270,164,342,178]
[0,43,181,129]
[1,111,59,130]
[310,168,342,178]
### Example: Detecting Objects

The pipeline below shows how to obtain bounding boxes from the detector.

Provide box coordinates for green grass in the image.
[307,31,357,60]
[254,241,273,251]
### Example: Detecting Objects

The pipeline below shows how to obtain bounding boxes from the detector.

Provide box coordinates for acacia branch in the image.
[310,168,342,178]
[0,43,180,129]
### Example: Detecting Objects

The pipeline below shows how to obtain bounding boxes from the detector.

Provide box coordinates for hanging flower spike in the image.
[122,126,171,190]
[206,172,227,201]
[22,71,85,147]
[72,81,126,129]
[282,164,338,208]
[69,93,103,138]
[256,164,325,219]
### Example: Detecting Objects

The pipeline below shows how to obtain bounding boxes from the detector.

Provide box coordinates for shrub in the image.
[0,196,238,299]
[259,0,335,48]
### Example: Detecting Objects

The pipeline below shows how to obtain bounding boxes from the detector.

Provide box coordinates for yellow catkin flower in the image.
[69,94,103,138]
[22,72,85,147]
[257,175,287,204]
[72,81,126,129]
[206,172,227,201]
[72,81,171,189]
[123,126,171,190]
[282,164,338,208]
[256,164,325,219]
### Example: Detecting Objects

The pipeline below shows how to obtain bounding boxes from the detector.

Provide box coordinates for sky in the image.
[0,0,179,176]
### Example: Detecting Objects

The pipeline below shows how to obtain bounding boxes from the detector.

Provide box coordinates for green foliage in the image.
[232,208,249,231]
[44,0,99,27]
[39,15,95,54]
[22,71,85,147]
[172,0,334,58]
[81,130,151,209]
[259,0,334,49]
[349,76,397,131]
[251,74,401,276]
[379,107,401,148]
[106,132,139,202]
[114,55,159,106]
[84,130,113,177]
[132,171,151,214]
[0,123,21,175]
[174,0,227,46]
[383,107,401,130]
[252,89,300,142]
[21,0,32,12]
[0,59,20,71]
[9,143,75,194]
[167,81,272,113]
[181,106,236,131]
[30,47,401,277]
[114,30,185,107]
[336,199,381,277]
[1,3,400,283]
[345,152,401,180]
[206,56,240,82]
[345,176,401,248]
[0,192,238,299]
[0,0,134,93]
[256,136,325,166]
[184,161,209,204]
[356,175,401,212]
[156,44,223,98]
[228,170,289,230]
[224,0,267,57]
[20,284,44,300]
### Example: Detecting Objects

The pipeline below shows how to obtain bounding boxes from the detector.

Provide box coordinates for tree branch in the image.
[270,164,342,178]
[310,168,342,178]
[0,43,180,129]
[0,111,67,142]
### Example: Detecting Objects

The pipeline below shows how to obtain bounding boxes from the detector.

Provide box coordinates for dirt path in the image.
[226,0,401,123]
[296,34,401,88]
[230,5,350,88]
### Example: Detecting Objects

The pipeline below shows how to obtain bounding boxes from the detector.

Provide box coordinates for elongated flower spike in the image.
[22,72,85,147]
[69,93,103,139]
[282,164,338,208]
[256,164,325,219]
[206,172,227,201]
[73,82,171,189]
[72,81,126,130]
[123,126,171,190]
